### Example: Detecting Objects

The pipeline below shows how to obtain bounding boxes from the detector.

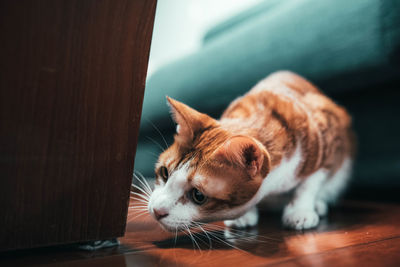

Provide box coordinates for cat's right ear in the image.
[166,96,216,145]
[214,136,271,178]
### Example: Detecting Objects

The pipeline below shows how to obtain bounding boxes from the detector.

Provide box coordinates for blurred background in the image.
[136,0,400,200]
[146,0,262,77]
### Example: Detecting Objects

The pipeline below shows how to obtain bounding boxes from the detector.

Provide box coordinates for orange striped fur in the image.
[151,71,355,230]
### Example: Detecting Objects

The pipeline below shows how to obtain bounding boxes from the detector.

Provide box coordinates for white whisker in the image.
[191,221,275,246]
[128,211,148,220]
[129,205,148,209]
[192,222,212,250]
[146,119,169,150]
[174,227,178,247]
[129,207,148,211]
[130,197,149,205]
[135,171,153,193]
[131,184,150,198]
[129,209,148,212]
[205,230,249,254]
[130,192,150,201]
[186,225,201,252]
[146,136,165,153]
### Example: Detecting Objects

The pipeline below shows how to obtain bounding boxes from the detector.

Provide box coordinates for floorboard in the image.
[1,199,400,266]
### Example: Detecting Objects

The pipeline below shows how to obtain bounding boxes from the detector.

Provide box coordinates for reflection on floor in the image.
[1,199,400,266]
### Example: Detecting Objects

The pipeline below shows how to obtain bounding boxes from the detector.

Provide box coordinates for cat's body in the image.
[147,71,355,231]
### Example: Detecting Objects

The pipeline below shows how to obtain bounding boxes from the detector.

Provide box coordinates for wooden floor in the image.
[1,199,400,266]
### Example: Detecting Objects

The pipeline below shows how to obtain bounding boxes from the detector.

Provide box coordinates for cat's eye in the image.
[159,166,169,181]
[190,188,207,205]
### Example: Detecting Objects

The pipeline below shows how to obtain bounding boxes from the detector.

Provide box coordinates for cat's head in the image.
[148,97,271,231]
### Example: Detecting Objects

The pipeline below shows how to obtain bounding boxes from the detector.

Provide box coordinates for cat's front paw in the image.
[282,209,319,230]
[224,207,258,228]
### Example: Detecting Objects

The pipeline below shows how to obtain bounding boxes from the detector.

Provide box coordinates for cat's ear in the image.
[166,96,216,144]
[215,136,270,178]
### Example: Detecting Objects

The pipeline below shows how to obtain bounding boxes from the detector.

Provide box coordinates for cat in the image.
[147,71,355,231]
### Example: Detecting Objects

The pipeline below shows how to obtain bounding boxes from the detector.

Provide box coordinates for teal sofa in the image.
[136,0,400,191]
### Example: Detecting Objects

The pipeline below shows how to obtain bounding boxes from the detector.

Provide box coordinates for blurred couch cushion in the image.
[141,0,400,131]
[136,0,400,186]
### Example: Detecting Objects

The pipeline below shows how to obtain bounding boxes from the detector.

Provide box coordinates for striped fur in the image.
[149,71,355,231]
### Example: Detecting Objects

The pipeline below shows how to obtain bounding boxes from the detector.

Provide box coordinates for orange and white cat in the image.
[147,71,355,231]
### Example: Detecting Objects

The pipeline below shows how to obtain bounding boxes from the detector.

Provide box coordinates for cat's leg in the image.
[282,170,328,230]
[224,206,258,228]
[315,199,328,217]
[315,158,353,216]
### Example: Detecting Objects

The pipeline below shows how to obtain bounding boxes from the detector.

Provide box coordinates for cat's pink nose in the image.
[153,208,168,220]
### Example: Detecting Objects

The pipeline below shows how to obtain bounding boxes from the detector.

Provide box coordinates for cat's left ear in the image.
[166,96,216,145]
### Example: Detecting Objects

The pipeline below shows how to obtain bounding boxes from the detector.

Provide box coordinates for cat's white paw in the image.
[315,200,328,217]
[224,207,258,228]
[282,209,319,230]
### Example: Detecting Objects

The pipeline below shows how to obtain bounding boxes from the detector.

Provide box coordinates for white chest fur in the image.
[255,145,302,203]
[224,145,303,218]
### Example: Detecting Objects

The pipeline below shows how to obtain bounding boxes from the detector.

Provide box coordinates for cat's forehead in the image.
[161,126,228,160]
[157,143,181,168]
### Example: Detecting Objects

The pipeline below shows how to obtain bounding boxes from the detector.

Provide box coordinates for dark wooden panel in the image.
[0,0,156,251]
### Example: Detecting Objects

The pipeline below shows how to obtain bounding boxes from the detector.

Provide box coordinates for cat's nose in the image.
[153,208,169,220]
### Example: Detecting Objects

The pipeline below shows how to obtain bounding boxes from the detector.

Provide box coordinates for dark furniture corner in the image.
[0,0,157,251]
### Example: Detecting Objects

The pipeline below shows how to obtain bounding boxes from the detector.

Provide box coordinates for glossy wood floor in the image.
[1,198,400,266]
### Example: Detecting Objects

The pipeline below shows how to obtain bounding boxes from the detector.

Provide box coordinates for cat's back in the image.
[221,71,354,176]
[223,71,350,128]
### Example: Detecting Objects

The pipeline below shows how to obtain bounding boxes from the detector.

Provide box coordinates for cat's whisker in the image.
[129,204,148,208]
[130,191,150,201]
[145,150,160,160]
[134,171,153,194]
[131,180,151,198]
[190,227,211,250]
[130,202,148,208]
[129,207,148,211]
[129,205,148,209]
[205,224,280,242]
[185,225,201,252]
[133,172,153,198]
[129,191,149,201]
[192,232,211,250]
[190,222,252,251]
[200,224,257,241]
[192,222,272,244]
[129,202,148,206]
[205,226,281,243]
[130,208,147,213]
[174,226,178,247]
[129,191,147,199]
[180,226,192,248]
[130,196,149,204]
[183,225,194,250]
[130,189,150,201]
[192,222,212,250]
[146,136,166,153]
[203,229,249,254]
[133,171,150,189]
[128,211,149,221]
[129,200,148,206]
[146,118,169,150]
[129,207,149,211]
[129,208,148,212]
[202,224,249,235]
